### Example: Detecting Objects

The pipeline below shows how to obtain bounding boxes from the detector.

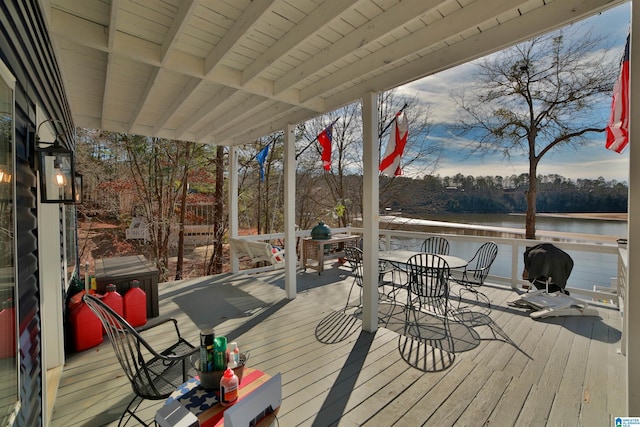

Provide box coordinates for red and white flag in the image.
[317,124,333,170]
[606,33,630,154]
[379,111,408,176]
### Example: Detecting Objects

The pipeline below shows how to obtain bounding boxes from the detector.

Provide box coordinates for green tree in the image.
[454,26,618,238]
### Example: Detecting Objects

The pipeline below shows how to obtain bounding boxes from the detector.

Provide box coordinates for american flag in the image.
[605,33,630,154]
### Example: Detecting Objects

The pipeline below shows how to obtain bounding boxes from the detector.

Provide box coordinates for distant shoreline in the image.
[523,212,627,221]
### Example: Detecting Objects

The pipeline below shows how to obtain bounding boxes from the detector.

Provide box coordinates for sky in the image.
[395,3,631,183]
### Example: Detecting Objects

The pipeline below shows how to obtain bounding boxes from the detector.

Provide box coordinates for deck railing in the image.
[235,225,623,305]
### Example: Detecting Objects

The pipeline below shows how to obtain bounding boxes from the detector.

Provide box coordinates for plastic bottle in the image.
[220,367,239,406]
[213,336,227,370]
[227,342,240,368]
[123,280,147,327]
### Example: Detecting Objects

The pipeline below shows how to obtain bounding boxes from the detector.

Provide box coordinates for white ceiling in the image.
[43,0,625,147]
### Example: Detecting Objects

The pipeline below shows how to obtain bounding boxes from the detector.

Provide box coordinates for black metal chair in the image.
[420,236,450,255]
[453,241,498,309]
[405,253,450,340]
[343,247,391,311]
[83,294,198,427]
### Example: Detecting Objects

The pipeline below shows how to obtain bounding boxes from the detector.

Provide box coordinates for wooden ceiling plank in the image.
[300,0,516,102]
[176,85,238,138]
[126,67,160,132]
[241,0,357,86]
[204,0,278,75]
[323,0,623,113]
[196,96,272,140]
[153,77,202,134]
[273,0,442,94]
[161,0,198,62]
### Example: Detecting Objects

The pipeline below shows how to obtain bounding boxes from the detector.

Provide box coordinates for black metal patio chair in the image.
[83,294,198,427]
[420,236,450,255]
[343,246,392,312]
[404,253,451,340]
[452,241,499,309]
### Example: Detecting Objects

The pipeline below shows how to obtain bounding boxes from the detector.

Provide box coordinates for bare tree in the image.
[454,26,617,239]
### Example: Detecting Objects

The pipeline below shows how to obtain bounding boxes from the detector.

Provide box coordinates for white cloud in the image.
[395,3,631,182]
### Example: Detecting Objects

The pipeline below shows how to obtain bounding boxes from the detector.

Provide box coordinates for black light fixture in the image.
[36,119,76,204]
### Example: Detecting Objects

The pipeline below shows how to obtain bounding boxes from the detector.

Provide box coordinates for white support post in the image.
[627,2,639,415]
[228,146,240,273]
[284,124,297,299]
[362,92,379,332]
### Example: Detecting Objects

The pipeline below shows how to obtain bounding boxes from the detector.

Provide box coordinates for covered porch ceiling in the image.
[43,0,625,147]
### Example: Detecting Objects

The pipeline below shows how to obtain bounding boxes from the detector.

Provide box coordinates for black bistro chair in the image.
[405,253,451,339]
[453,241,498,309]
[420,236,450,255]
[343,246,393,311]
[83,294,198,427]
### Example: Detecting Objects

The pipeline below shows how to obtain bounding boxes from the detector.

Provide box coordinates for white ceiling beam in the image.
[212,100,303,140]
[223,108,316,147]
[196,96,272,141]
[273,0,443,95]
[324,0,624,112]
[161,0,198,63]
[241,0,358,86]
[50,10,326,112]
[204,0,278,76]
[176,86,238,139]
[100,0,120,130]
[301,0,516,102]
[127,67,160,132]
[153,77,202,135]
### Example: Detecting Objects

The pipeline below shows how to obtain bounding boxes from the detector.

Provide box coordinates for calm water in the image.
[387,214,627,292]
[423,213,627,238]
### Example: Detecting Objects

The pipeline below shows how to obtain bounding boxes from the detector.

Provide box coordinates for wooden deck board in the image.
[50,264,626,426]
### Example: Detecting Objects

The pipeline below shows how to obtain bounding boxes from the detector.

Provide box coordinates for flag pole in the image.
[378,103,408,139]
[295,117,340,160]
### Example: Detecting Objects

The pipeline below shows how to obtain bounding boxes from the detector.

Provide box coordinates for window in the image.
[0,61,18,425]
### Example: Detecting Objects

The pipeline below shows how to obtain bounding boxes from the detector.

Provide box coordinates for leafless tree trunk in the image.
[454,26,617,239]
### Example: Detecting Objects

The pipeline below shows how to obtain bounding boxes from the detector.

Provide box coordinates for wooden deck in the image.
[50,261,625,426]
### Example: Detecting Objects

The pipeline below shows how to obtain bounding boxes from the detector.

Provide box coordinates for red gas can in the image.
[0,298,16,359]
[124,280,147,327]
[102,284,124,317]
[102,284,123,333]
[69,300,103,352]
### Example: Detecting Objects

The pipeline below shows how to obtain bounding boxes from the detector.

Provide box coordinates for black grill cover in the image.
[523,243,574,293]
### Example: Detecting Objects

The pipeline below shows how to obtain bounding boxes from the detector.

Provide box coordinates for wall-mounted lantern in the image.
[36,119,77,204]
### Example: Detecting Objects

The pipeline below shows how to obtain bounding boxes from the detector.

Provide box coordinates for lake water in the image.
[384,213,627,292]
[422,213,627,238]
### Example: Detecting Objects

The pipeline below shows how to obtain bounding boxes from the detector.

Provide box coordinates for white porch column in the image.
[228,146,240,273]
[284,124,297,299]
[628,2,639,415]
[362,92,379,332]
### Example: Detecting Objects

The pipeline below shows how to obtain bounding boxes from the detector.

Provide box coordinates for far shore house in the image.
[1,0,639,425]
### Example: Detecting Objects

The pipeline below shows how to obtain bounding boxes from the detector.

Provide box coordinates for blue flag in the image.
[256,143,270,181]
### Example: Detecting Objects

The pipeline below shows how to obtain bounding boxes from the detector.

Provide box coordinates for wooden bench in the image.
[229,237,285,269]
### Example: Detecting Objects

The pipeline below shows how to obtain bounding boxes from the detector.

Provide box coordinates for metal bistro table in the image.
[379,250,468,301]
[379,250,468,270]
